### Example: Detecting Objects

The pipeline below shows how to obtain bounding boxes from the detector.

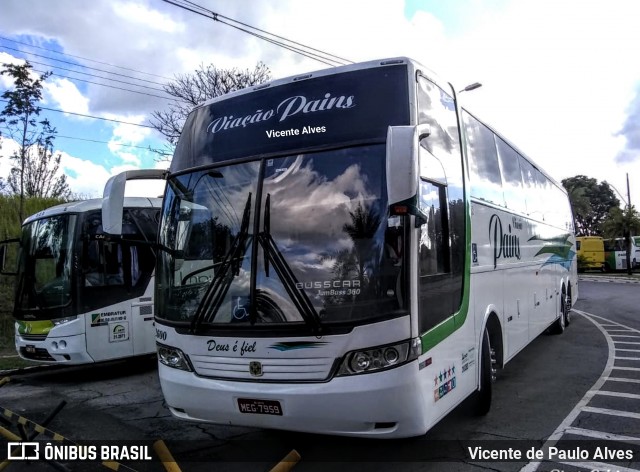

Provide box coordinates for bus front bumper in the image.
[15,334,95,364]
[158,361,427,438]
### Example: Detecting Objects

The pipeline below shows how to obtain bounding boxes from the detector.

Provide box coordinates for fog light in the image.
[59,340,67,349]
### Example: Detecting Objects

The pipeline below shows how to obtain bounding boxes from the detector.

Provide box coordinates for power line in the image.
[1,44,168,87]
[29,67,179,102]
[184,0,353,65]
[55,134,171,155]
[0,35,174,81]
[0,126,171,155]
[26,58,170,94]
[0,98,155,128]
[163,0,353,67]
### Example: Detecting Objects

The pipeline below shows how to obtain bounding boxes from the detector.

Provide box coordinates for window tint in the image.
[495,137,526,214]
[417,77,465,333]
[418,179,447,276]
[518,156,539,219]
[80,209,158,312]
[463,111,504,206]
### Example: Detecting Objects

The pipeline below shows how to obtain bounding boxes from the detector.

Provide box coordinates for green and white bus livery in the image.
[105,57,577,437]
[3,171,163,364]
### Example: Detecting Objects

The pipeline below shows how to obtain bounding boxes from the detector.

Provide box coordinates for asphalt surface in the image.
[0,279,636,471]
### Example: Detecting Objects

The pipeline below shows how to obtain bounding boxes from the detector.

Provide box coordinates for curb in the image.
[579,275,640,284]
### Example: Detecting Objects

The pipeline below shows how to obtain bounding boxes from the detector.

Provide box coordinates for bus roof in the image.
[23,197,162,225]
[195,57,447,109]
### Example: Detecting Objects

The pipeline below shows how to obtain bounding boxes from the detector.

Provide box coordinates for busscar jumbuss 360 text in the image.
[104,57,578,437]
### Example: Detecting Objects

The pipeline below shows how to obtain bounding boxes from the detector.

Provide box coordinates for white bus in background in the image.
[1,170,164,364]
[105,57,577,437]
[604,237,640,270]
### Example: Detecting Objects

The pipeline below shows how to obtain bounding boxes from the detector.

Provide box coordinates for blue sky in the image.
[1,0,639,202]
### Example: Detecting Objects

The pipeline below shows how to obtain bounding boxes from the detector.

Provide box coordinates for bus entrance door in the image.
[131,297,155,355]
[85,298,135,362]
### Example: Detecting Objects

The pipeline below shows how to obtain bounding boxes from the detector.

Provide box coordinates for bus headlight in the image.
[337,338,421,376]
[53,316,77,326]
[157,343,192,371]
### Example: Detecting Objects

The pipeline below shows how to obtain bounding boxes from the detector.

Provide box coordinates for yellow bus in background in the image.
[576,236,605,272]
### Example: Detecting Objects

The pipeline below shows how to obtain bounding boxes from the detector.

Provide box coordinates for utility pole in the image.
[625,173,632,275]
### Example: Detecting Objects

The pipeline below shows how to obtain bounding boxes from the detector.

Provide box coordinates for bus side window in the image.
[416,75,465,333]
[463,111,505,208]
[418,178,448,275]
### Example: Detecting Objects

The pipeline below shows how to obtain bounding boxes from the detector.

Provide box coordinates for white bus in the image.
[105,57,577,437]
[604,237,640,270]
[1,171,163,364]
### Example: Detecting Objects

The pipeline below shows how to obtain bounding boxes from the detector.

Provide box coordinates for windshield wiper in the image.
[190,192,252,334]
[257,193,323,335]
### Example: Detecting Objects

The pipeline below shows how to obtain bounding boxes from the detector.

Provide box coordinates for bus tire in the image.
[472,328,493,416]
[564,285,572,326]
[551,286,567,334]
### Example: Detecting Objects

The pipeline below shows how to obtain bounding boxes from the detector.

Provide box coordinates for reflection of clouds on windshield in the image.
[191,162,260,233]
[266,161,374,254]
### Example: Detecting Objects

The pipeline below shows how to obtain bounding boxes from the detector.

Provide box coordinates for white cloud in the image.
[1,0,638,203]
[112,2,183,34]
[44,77,90,114]
[59,151,112,197]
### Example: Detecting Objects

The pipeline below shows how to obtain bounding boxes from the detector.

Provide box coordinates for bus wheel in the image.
[564,285,572,326]
[473,328,494,416]
[551,287,567,334]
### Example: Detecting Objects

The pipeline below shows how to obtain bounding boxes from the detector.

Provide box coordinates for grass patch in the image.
[0,355,37,372]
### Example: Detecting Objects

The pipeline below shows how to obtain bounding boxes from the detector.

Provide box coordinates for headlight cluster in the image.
[337,338,421,376]
[157,343,192,371]
[52,316,77,326]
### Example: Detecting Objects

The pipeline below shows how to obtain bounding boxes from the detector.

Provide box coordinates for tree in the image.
[150,62,271,149]
[0,62,71,221]
[602,204,640,275]
[561,175,619,236]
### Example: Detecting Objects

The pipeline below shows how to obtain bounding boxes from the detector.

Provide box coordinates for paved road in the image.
[0,280,637,471]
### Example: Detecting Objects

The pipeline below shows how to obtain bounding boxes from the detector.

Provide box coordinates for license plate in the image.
[25,345,36,354]
[237,398,282,416]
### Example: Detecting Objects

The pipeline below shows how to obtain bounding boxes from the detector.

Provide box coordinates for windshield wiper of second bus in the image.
[190,192,252,333]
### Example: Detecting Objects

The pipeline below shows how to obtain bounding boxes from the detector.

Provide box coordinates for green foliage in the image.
[0,61,71,222]
[602,205,640,274]
[562,175,620,236]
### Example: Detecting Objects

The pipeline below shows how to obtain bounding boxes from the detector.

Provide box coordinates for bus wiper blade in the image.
[190,193,252,334]
[263,193,271,278]
[257,194,323,335]
[260,232,323,335]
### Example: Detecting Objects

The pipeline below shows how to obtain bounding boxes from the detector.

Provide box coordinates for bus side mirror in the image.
[102,169,167,235]
[386,124,431,227]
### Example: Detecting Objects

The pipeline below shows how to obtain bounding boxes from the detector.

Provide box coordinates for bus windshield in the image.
[16,214,76,313]
[157,144,406,330]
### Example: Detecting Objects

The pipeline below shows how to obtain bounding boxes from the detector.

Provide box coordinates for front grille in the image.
[20,334,47,341]
[190,354,336,381]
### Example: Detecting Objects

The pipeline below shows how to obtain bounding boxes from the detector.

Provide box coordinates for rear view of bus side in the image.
[104,57,577,438]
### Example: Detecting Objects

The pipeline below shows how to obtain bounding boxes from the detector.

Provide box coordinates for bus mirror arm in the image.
[386,124,431,222]
[102,169,168,236]
[417,124,431,140]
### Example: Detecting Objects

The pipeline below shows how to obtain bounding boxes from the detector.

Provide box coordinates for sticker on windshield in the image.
[232,296,250,321]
